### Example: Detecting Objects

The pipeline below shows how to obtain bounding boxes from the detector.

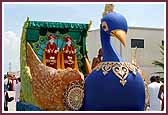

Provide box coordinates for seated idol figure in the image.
[44,34,59,69]
[62,35,78,70]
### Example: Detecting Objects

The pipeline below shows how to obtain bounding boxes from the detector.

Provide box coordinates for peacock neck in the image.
[100,29,124,62]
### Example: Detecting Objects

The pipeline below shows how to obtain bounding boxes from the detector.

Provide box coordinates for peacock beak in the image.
[110,30,127,47]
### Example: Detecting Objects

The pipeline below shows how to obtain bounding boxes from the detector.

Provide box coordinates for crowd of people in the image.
[4,75,21,111]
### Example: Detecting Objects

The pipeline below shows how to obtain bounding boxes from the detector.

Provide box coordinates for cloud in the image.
[4,31,20,73]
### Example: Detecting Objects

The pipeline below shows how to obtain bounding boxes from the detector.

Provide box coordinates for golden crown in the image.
[102,4,115,16]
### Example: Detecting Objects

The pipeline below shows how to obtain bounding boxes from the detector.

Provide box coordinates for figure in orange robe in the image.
[91,48,103,69]
[62,35,78,69]
[44,35,59,69]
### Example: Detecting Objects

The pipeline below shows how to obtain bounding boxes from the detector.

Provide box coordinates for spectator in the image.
[4,76,14,111]
[158,84,164,111]
[4,75,8,91]
[4,91,14,111]
[15,78,21,102]
[8,80,12,91]
[155,76,163,85]
[148,76,162,111]
[91,48,103,69]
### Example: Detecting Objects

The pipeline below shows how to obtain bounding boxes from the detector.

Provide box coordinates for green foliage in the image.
[152,60,164,69]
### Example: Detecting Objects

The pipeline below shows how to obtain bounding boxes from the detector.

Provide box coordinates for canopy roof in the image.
[27,21,89,31]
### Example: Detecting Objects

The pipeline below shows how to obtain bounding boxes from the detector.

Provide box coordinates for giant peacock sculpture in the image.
[83,4,145,111]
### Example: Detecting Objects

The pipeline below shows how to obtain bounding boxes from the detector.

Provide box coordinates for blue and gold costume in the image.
[83,4,145,111]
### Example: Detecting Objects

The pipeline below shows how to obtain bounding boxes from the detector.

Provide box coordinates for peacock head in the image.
[101,5,128,47]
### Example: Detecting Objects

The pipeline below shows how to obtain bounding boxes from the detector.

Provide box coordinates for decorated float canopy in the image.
[19,17,91,111]
[24,17,91,74]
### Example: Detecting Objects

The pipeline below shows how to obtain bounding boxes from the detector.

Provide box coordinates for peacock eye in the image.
[102,21,109,32]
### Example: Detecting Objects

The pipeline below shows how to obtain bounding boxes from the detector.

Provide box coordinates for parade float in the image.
[18,17,92,111]
[17,4,148,111]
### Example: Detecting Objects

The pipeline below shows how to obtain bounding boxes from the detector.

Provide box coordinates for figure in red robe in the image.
[62,35,78,69]
[44,35,59,69]
[91,48,103,69]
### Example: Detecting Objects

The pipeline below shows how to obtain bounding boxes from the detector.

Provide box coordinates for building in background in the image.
[86,26,164,81]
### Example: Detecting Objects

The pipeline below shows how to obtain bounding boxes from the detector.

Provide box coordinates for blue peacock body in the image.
[83,12,145,111]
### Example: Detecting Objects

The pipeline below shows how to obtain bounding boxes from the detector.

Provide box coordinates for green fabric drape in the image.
[27,21,89,30]
[26,29,39,42]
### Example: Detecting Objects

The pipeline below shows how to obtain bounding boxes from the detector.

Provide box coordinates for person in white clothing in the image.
[148,76,162,111]
[155,76,163,85]
[15,78,21,102]
[4,75,9,91]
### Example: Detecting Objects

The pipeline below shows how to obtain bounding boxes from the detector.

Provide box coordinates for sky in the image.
[3,2,165,73]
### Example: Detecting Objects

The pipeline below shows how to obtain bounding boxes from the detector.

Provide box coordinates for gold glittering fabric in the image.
[93,62,137,86]
[27,43,84,111]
